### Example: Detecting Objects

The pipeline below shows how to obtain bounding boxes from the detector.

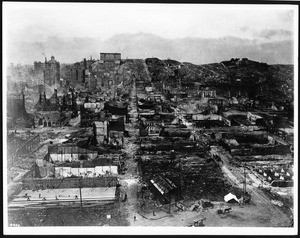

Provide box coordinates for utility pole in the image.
[88,72,91,92]
[243,163,246,195]
[178,156,182,201]
[76,178,84,214]
[79,184,83,213]
[169,192,171,214]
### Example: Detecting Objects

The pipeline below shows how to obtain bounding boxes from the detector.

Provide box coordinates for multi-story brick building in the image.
[33,56,60,87]
[44,56,60,86]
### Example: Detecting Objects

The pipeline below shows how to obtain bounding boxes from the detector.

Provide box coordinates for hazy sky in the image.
[2,3,298,65]
[3,3,296,42]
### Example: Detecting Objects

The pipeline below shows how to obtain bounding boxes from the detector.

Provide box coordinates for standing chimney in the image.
[84,58,87,69]
[43,70,46,93]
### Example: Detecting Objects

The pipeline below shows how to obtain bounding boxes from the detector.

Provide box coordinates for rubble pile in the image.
[7,53,294,227]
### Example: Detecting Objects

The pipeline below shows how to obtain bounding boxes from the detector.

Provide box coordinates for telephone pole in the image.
[243,163,246,195]
[76,178,83,214]
[169,193,171,214]
[178,156,182,201]
[79,184,83,213]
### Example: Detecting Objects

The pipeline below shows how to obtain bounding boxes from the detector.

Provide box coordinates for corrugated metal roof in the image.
[151,176,177,195]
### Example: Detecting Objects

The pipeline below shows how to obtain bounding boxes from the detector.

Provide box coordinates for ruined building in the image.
[44,56,60,86]
[7,92,27,118]
[34,56,60,87]
[62,53,121,90]
[34,90,61,127]
[104,102,129,123]
[93,116,125,147]
[7,92,32,128]
[73,58,95,83]
[61,88,77,112]
[90,61,113,90]
[35,90,60,112]
[61,58,96,88]
[93,121,109,144]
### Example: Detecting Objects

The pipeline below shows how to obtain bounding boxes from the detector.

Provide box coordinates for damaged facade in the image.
[34,56,60,87]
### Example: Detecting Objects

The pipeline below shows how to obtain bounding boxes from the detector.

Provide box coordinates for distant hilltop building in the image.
[100,53,121,65]
[34,56,60,87]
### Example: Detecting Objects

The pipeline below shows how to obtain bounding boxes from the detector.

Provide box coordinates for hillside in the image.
[145,57,294,107]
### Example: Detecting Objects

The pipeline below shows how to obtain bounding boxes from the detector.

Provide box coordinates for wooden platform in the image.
[8,187,116,209]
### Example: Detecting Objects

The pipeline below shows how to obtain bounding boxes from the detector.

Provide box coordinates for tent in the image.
[224,193,239,203]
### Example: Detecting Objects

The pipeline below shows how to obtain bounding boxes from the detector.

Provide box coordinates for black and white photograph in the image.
[2,2,298,235]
